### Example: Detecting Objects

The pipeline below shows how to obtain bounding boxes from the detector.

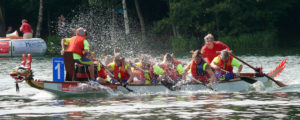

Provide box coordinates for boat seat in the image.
[63,51,98,82]
[75,63,90,82]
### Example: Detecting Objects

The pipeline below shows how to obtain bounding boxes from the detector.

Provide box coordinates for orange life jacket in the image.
[111,62,130,81]
[161,60,182,79]
[191,60,209,82]
[137,62,157,81]
[66,35,86,57]
[216,55,234,73]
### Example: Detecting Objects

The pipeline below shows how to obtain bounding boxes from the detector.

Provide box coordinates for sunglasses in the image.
[205,38,214,41]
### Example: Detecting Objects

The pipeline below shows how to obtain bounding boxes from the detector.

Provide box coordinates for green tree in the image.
[0,0,5,37]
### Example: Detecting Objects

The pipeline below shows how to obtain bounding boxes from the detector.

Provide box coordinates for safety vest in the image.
[216,55,234,73]
[191,60,209,82]
[136,62,157,81]
[66,35,86,57]
[110,62,130,81]
[161,60,183,79]
[97,62,109,82]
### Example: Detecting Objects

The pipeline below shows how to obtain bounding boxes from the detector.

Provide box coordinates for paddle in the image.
[104,68,134,92]
[187,76,215,91]
[230,54,287,87]
[217,68,257,84]
[16,82,19,92]
[89,52,134,92]
[129,62,176,91]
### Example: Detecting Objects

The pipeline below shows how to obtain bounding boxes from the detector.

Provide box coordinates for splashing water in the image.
[57,7,154,58]
[85,81,118,96]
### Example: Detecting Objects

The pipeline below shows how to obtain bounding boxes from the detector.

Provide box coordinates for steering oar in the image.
[230,54,287,87]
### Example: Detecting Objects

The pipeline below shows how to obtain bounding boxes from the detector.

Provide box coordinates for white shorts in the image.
[23,33,33,39]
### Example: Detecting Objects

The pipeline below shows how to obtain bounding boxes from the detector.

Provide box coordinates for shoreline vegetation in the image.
[1,0,299,57]
[46,34,300,57]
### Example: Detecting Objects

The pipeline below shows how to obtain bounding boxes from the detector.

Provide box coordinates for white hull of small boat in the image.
[0,38,47,57]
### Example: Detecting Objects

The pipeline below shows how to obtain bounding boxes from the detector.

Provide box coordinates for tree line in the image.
[0,0,299,52]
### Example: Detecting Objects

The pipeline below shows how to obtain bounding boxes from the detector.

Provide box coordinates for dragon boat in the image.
[9,52,287,95]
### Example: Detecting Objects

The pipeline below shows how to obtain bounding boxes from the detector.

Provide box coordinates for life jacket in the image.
[136,62,157,81]
[110,62,130,81]
[191,60,209,82]
[161,60,183,79]
[216,55,234,73]
[66,35,86,57]
[97,62,108,82]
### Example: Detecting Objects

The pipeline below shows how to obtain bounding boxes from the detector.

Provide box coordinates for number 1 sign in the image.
[53,58,65,82]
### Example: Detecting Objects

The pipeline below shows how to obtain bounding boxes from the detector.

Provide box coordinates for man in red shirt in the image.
[19,19,33,39]
[200,34,230,64]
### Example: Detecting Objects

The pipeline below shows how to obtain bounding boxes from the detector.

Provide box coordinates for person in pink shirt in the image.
[19,19,33,39]
[200,33,230,64]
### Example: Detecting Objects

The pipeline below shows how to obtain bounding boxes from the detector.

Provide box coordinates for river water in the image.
[1,55,300,119]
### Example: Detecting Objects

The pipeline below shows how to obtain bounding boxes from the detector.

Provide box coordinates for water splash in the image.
[77,81,118,96]
[57,7,154,58]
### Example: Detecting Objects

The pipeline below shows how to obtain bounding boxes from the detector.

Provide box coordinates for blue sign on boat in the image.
[53,58,65,82]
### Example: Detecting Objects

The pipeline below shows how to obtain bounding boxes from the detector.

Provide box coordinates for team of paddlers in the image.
[61,27,243,88]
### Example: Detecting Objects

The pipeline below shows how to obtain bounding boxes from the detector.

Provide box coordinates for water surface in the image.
[1,55,300,119]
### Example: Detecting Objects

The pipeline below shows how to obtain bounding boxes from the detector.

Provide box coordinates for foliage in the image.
[153,0,300,50]
[1,0,300,54]
[169,35,199,52]
[220,30,278,49]
[46,35,61,55]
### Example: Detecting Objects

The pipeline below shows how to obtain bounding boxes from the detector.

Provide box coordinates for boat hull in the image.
[0,38,47,57]
[25,76,272,95]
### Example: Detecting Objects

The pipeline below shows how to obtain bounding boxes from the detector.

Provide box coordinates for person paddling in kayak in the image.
[201,33,230,64]
[184,50,217,84]
[210,49,243,81]
[107,53,134,86]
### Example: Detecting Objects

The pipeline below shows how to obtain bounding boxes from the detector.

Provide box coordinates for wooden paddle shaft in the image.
[230,54,258,71]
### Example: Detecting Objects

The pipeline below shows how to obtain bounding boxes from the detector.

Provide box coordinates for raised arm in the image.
[60,38,66,55]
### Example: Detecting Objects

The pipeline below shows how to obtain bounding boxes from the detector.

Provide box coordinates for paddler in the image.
[107,53,134,86]
[184,50,217,83]
[201,33,230,64]
[131,54,166,85]
[159,53,185,85]
[96,61,110,84]
[60,27,96,81]
[210,49,243,81]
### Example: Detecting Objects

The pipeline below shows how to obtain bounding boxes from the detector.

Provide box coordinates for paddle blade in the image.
[268,59,286,78]
[16,83,19,92]
[275,80,287,87]
[263,74,287,87]
[240,77,257,84]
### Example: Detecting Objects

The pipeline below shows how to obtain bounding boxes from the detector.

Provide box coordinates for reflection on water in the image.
[1,92,300,119]
[1,56,300,119]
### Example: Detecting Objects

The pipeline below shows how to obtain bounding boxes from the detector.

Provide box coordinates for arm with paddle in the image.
[183,61,216,91]
[216,68,258,84]
[129,61,177,90]
[211,50,244,81]
[105,66,134,92]
[90,52,134,92]
[230,54,287,87]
